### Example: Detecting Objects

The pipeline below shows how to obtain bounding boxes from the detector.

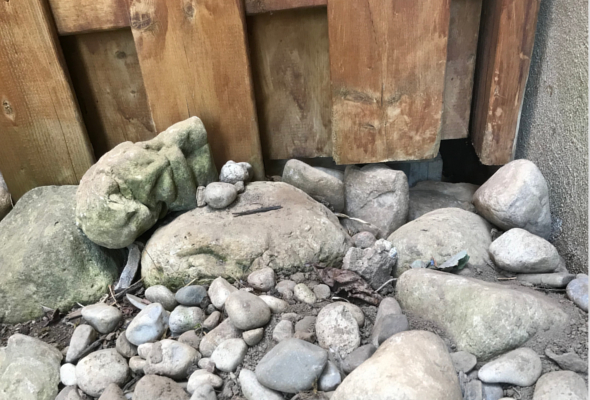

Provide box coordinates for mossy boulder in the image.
[0,186,123,324]
[76,117,217,249]
[141,182,351,289]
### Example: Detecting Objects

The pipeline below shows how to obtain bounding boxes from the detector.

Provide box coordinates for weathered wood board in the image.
[328,0,451,165]
[61,29,156,159]
[248,8,332,160]
[441,0,483,139]
[0,0,94,199]
[471,0,541,165]
[245,0,326,14]
[129,0,264,179]
[48,0,129,35]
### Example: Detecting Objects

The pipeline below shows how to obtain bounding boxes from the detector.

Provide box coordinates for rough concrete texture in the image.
[515,0,588,273]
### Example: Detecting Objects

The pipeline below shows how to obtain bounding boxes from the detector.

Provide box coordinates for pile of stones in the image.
[0,117,587,400]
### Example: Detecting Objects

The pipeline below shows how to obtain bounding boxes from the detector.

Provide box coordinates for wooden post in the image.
[129,0,265,179]
[328,0,451,165]
[470,0,541,165]
[0,0,95,199]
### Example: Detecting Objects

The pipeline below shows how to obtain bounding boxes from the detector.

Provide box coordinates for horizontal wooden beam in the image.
[244,0,326,15]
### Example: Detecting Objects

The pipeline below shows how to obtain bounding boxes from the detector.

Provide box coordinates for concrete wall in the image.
[515,0,588,273]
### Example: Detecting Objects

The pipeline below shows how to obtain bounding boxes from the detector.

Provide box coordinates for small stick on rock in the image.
[232,205,282,217]
[497,277,517,280]
[375,278,397,292]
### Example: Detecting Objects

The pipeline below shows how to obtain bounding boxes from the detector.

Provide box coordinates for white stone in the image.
[243,328,264,346]
[125,303,169,346]
[294,283,316,304]
[316,303,361,357]
[478,348,542,386]
[210,338,248,372]
[239,369,283,400]
[169,306,205,335]
[272,320,293,342]
[489,228,560,273]
[225,290,271,330]
[60,363,77,386]
[144,339,200,380]
[187,370,223,393]
[204,182,237,209]
[145,285,177,311]
[208,277,237,309]
[533,371,588,400]
[247,267,276,291]
[66,324,97,363]
[75,349,129,397]
[199,319,242,357]
[319,361,341,392]
[81,303,122,334]
[259,295,288,313]
[190,384,217,400]
[219,160,251,184]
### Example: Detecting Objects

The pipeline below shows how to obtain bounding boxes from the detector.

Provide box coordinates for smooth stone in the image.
[169,306,205,335]
[234,181,245,193]
[567,274,588,311]
[463,379,483,400]
[314,167,345,181]
[255,338,328,394]
[281,312,298,322]
[199,319,241,357]
[273,320,294,342]
[197,358,213,370]
[408,181,478,220]
[259,295,288,313]
[243,328,264,346]
[187,370,223,392]
[210,338,247,372]
[99,383,127,400]
[239,369,283,400]
[126,293,148,310]
[371,314,408,347]
[190,384,216,400]
[115,332,137,358]
[318,361,341,392]
[375,297,402,320]
[545,348,588,373]
[82,304,122,334]
[60,363,77,386]
[341,344,377,374]
[145,285,177,311]
[282,159,345,212]
[276,280,296,295]
[225,291,271,330]
[351,231,377,249]
[208,277,237,310]
[144,339,200,380]
[342,239,397,289]
[126,303,169,346]
[482,383,504,400]
[450,351,477,373]
[478,348,542,386]
[202,311,221,330]
[129,356,146,374]
[247,267,276,291]
[66,324,98,363]
[75,349,129,397]
[397,269,568,360]
[175,286,208,307]
[219,160,250,184]
[178,331,202,350]
[343,164,409,238]
[331,331,461,400]
[134,375,189,400]
[322,302,365,327]
[0,334,63,400]
[388,208,493,277]
[533,371,588,400]
[313,284,331,300]
[316,303,360,357]
[473,159,552,238]
[294,283,317,304]
[517,272,576,288]
[204,182,237,209]
[55,386,84,400]
[295,316,316,334]
[489,228,560,273]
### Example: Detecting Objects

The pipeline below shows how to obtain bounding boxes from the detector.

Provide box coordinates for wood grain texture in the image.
[129,0,264,179]
[245,0,326,14]
[248,8,331,160]
[48,0,129,35]
[471,0,541,165]
[61,29,156,159]
[0,0,94,199]
[441,0,483,139]
[328,0,451,165]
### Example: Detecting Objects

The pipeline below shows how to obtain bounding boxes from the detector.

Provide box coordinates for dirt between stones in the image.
[0,269,586,400]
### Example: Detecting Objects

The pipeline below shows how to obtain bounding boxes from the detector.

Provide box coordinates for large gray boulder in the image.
[282,159,345,212]
[387,208,493,277]
[0,172,11,221]
[0,186,122,324]
[141,182,350,289]
[343,164,409,238]
[397,269,568,360]
[0,334,63,400]
[331,331,462,400]
[76,117,217,249]
[409,181,478,220]
[473,159,552,239]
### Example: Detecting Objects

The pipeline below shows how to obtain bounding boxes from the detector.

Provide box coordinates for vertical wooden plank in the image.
[0,0,94,199]
[48,0,129,35]
[471,0,541,165]
[248,8,332,160]
[328,0,451,165]
[61,29,156,159]
[441,0,483,139]
[129,0,265,179]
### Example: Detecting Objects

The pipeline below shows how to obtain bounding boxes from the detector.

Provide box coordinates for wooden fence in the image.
[0,0,540,199]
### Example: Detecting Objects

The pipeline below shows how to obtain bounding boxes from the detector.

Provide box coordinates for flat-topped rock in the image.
[397,269,568,360]
[489,228,560,273]
[141,182,350,288]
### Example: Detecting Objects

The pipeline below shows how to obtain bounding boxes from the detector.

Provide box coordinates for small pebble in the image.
[273,320,294,342]
[294,283,316,304]
[243,328,264,346]
[313,284,331,300]
[203,311,222,330]
[247,267,276,291]
[175,285,208,307]
[179,330,202,350]
[60,363,77,386]
[145,285,177,311]
[82,303,122,334]
[115,332,137,358]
